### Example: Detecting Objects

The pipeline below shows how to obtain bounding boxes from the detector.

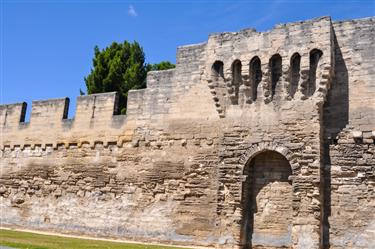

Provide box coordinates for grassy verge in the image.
[0,229,190,249]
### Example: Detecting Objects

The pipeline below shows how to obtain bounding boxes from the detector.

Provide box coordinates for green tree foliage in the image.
[147,61,176,71]
[85,41,175,114]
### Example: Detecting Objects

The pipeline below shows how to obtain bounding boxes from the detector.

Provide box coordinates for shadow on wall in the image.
[322,30,349,248]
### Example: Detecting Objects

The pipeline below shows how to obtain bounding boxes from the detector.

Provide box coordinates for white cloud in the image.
[128,5,137,17]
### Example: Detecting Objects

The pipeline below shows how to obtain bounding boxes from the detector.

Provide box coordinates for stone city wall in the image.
[0,16,374,249]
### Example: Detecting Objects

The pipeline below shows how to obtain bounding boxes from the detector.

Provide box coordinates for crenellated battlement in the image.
[0,17,371,152]
[1,93,119,125]
[0,92,128,149]
[0,67,187,149]
[1,16,374,149]
[0,102,27,128]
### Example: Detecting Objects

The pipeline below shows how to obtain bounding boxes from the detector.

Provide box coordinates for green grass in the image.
[0,229,190,249]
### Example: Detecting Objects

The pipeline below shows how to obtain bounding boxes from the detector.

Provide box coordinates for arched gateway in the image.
[240,150,293,248]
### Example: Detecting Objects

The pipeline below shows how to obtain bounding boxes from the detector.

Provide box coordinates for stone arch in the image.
[304,49,323,97]
[269,54,282,99]
[211,60,224,80]
[239,143,298,173]
[231,59,242,105]
[249,56,262,102]
[289,52,301,98]
[240,148,294,249]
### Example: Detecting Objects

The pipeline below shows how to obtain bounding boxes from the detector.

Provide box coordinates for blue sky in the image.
[1,0,374,118]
